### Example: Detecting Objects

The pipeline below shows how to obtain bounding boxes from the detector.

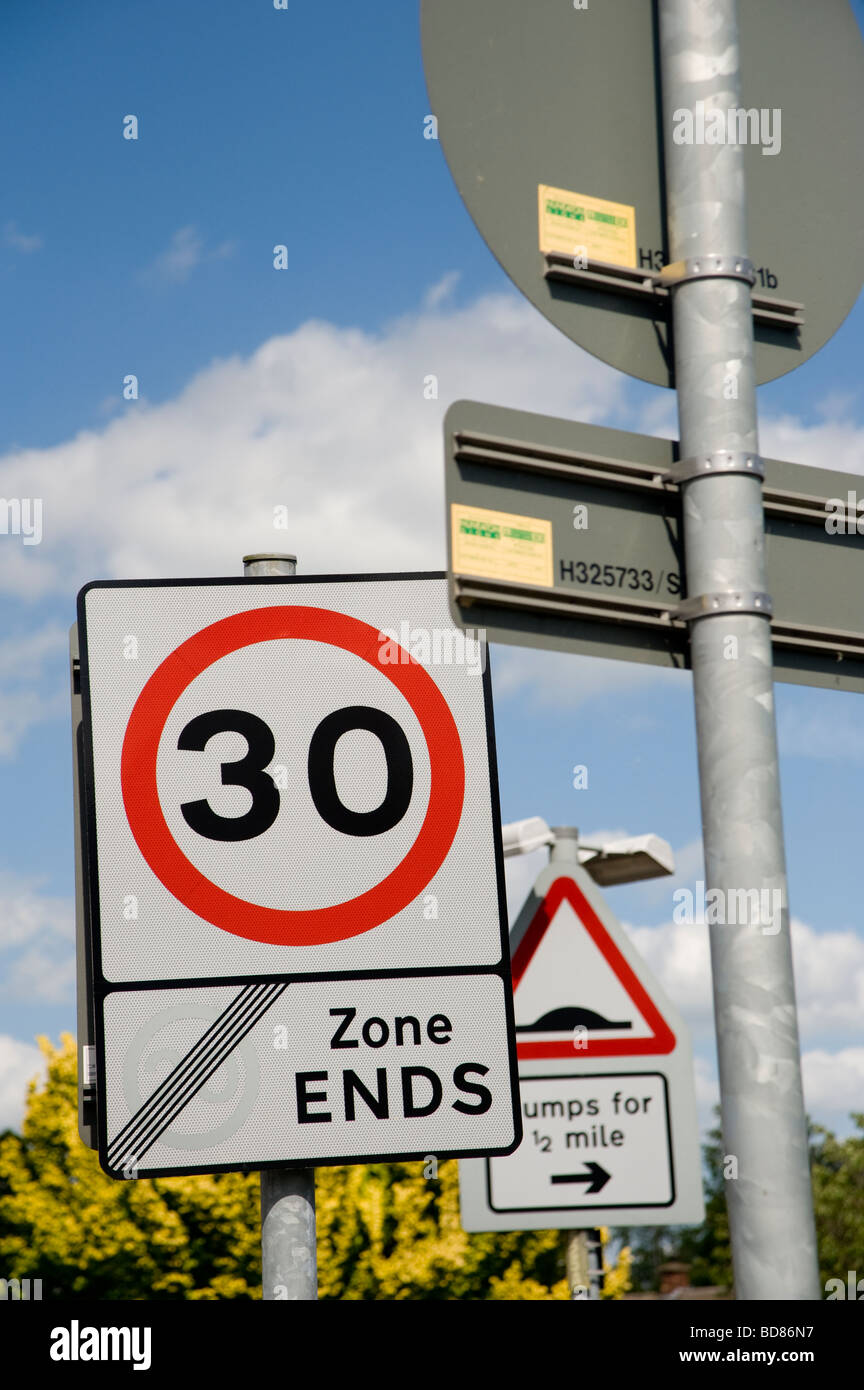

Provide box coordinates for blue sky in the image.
[2,0,864,1149]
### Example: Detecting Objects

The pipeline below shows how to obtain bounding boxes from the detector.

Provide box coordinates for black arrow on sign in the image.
[550,1162,611,1195]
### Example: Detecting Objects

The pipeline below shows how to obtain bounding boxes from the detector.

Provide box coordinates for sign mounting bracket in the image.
[542,253,805,332]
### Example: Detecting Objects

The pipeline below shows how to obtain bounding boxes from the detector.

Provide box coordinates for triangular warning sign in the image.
[511,875,675,1059]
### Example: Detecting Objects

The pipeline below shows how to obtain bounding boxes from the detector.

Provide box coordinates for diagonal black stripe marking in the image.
[108,983,284,1164]
[108,982,275,1162]
[110,992,277,1169]
[109,982,285,1167]
[108,982,286,1167]
[111,983,272,1147]
[109,983,279,1159]
[113,984,286,1164]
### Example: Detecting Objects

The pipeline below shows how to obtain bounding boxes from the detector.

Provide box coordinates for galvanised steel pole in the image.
[656,0,819,1299]
[550,828,595,1302]
[243,551,318,1303]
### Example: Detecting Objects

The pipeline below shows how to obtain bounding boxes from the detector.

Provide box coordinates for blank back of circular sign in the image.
[421,0,864,387]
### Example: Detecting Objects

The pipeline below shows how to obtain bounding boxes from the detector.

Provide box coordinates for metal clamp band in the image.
[659,255,756,287]
[664,450,765,485]
[676,590,773,622]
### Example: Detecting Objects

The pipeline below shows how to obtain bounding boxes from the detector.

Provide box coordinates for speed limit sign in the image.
[76,573,521,1178]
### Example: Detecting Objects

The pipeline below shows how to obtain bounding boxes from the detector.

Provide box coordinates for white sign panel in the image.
[487,1074,674,1214]
[459,862,703,1229]
[77,573,520,1177]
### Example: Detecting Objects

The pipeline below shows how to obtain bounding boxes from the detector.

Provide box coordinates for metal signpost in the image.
[73,569,522,1297]
[423,0,864,1299]
[656,0,816,1301]
[243,554,315,1302]
[460,835,703,1242]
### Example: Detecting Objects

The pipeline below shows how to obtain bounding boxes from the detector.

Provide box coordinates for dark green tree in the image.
[811,1113,864,1290]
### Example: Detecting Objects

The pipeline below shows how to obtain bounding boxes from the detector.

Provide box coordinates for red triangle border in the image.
[511,876,676,1058]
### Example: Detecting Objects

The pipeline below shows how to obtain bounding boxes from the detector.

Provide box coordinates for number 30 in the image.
[177,706,413,842]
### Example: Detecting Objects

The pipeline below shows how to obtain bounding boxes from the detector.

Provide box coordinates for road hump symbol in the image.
[511,876,675,1059]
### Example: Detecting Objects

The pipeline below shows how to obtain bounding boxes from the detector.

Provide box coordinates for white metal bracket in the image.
[675,590,773,622]
[659,254,756,287]
[664,450,765,485]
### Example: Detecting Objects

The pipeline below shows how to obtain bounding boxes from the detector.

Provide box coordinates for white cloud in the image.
[693,1054,721,1134]
[2,287,859,734]
[670,838,706,884]
[813,389,861,423]
[760,414,864,478]
[640,836,704,900]
[623,913,864,1049]
[142,225,234,285]
[790,920,864,1037]
[0,624,67,685]
[694,1049,864,1140]
[147,225,204,282]
[0,1035,44,1131]
[636,392,678,440]
[3,222,42,254]
[424,270,461,310]
[0,624,68,757]
[0,871,72,949]
[4,948,76,1005]
[0,872,74,1003]
[801,1048,864,1118]
[626,915,714,1036]
[0,292,628,603]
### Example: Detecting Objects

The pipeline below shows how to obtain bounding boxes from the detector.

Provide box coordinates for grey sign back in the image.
[445,399,864,694]
[70,624,98,1150]
[422,0,864,387]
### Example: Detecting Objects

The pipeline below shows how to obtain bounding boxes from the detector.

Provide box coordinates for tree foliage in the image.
[616,1108,864,1295]
[315,1158,567,1300]
[0,1035,630,1299]
[810,1114,864,1288]
[0,1035,260,1299]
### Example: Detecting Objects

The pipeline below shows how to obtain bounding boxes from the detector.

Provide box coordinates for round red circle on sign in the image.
[120,606,466,946]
